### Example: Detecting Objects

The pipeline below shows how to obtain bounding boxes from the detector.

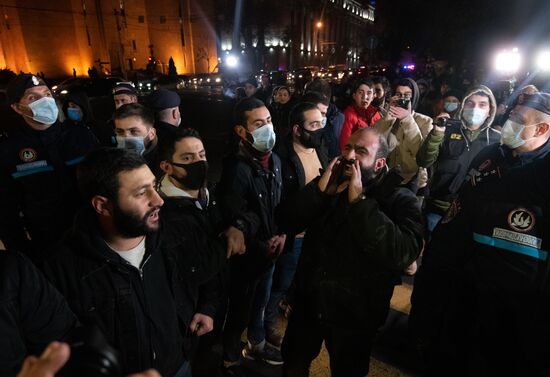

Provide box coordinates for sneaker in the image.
[242,341,284,365]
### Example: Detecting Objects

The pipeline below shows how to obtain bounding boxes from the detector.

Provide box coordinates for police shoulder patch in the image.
[508,208,535,233]
[19,148,37,162]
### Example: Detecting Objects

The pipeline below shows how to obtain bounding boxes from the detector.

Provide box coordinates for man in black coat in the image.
[42,148,215,377]
[277,128,424,377]
[217,97,286,373]
[0,74,97,260]
[0,251,77,377]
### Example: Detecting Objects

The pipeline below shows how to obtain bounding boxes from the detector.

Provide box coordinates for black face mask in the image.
[371,97,384,107]
[170,160,208,190]
[299,127,324,149]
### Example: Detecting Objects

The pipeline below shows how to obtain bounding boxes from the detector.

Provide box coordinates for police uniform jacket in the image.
[0,119,97,258]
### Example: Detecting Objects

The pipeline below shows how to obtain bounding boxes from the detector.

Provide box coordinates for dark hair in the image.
[77,147,147,202]
[305,77,331,98]
[352,128,389,160]
[276,86,291,96]
[113,103,154,128]
[158,127,202,162]
[301,91,329,107]
[394,78,414,93]
[233,97,266,126]
[371,76,390,93]
[289,102,319,128]
[351,78,374,94]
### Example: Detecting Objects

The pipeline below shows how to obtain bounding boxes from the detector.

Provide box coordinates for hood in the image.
[459,85,497,130]
[403,78,420,111]
[62,90,93,122]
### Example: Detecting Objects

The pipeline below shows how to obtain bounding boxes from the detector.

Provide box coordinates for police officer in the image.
[0,74,97,259]
[411,93,550,376]
[147,88,182,141]
[113,82,138,109]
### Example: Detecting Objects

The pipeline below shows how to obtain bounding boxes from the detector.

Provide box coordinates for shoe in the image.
[242,341,284,365]
[266,328,284,349]
[222,364,247,377]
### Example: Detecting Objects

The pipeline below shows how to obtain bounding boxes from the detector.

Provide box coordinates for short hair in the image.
[301,91,329,107]
[234,97,265,126]
[158,127,202,162]
[289,102,319,128]
[305,77,331,98]
[351,78,374,94]
[114,103,154,128]
[371,76,390,93]
[77,147,147,202]
[352,128,389,160]
[394,78,414,93]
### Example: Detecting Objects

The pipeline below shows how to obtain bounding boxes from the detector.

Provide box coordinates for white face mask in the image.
[250,123,276,152]
[116,135,146,155]
[444,101,459,113]
[500,119,538,149]
[462,107,488,127]
[26,97,59,125]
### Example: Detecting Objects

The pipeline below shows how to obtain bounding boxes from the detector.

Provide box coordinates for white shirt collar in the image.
[159,174,209,209]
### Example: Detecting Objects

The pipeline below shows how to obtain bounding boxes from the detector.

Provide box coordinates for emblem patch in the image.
[508,208,535,232]
[478,159,492,172]
[19,148,37,162]
[450,133,462,140]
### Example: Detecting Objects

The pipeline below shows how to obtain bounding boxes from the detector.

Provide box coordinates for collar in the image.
[159,174,209,209]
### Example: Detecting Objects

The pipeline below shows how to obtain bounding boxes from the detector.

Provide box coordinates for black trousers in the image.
[281,302,377,377]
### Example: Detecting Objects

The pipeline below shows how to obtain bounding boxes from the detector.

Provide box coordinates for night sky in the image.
[377,0,550,70]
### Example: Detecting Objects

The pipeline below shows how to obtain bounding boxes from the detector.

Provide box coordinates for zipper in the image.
[139,254,152,280]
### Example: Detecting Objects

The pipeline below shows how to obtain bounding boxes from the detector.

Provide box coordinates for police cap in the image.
[7,74,48,104]
[522,92,550,116]
[112,82,137,96]
[147,89,181,111]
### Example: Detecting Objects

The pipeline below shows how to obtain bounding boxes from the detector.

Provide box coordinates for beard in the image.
[112,202,160,238]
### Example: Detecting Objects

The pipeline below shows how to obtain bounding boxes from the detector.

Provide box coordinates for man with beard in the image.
[277,128,424,377]
[114,103,162,177]
[265,102,329,347]
[217,97,285,375]
[42,148,204,377]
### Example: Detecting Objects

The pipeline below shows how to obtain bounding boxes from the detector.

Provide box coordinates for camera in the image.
[58,326,122,377]
[396,98,410,109]
[435,117,462,128]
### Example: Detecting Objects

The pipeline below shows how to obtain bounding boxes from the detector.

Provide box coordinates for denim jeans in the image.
[174,360,192,377]
[265,237,303,331]
[426,212,443,233]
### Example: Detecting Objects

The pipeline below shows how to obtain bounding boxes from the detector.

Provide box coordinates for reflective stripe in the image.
[65,156,85,166]
[473,232,548,261]
[11,165,54,178]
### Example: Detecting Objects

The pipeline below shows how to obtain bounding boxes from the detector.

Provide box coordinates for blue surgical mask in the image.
[26,97,59,125]
[462,107,488,127]
[116,136,145,155]
[67,107,83,122]
[444,101,459,113]
[321,117,327,128]
[500,119,537,149]
[250,123,276,152]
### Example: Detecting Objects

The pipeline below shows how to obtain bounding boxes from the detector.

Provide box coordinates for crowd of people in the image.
[0,68,549,377]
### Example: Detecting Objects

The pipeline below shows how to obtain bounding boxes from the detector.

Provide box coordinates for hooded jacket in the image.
[374,78,433,183]
[416,85,501,214]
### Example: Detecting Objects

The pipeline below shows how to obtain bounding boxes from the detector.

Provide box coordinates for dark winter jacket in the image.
[277,169,423,330]
[0,251,77,377]
[42,209,211,376]
[0,120,97,259]
[216,148,283,278]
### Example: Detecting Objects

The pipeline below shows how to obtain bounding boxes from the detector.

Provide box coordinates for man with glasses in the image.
[374,78,433,184]
[0,74,97,260]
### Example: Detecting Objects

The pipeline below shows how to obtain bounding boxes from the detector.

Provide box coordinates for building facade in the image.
[0,0,219,78]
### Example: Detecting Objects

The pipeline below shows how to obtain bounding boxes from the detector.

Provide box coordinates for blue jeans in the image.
[247,263,275,344]
[265,237,303,331]
[426,212,443,233]
[174,360,192,377]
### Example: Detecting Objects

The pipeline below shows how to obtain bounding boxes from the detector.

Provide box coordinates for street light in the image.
[495,47,521,75]
[226,55,238,68]
[535,50,550,71]
[316,21,323,28]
